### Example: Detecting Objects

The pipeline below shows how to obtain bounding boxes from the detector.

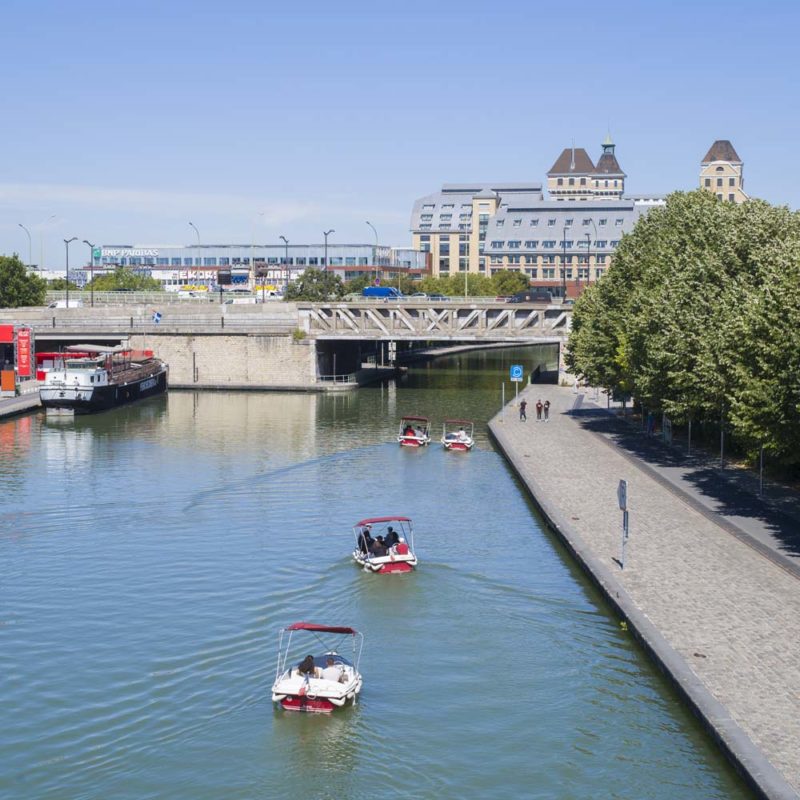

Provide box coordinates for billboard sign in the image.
[16,328,33,378]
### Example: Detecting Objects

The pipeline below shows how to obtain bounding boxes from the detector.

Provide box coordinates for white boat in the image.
[441,419,475,451]
[352,516,418,574]
[397,415,431,447]
[271,622,364,713]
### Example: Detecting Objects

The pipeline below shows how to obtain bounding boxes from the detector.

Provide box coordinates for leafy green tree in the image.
[87,268,162,291]
[48,278,80,291]
[343,274,374,295]
[285,269,345,301]
[0,254,47,307]
[491,270,529,296]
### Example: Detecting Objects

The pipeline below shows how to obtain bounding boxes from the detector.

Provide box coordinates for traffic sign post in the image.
[509,365,523,382]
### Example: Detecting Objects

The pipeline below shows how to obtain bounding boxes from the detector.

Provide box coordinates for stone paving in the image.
[490,384,800,799]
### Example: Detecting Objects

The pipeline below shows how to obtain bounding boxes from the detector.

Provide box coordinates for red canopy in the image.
[400,415,429,422]
[443,419,474,425]
[355,516,412,527]
[285,622,358,635]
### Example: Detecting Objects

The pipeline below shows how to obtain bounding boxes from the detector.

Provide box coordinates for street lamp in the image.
[18,224,32,270]
[189,221,201,287]
[251,210,265,293]
[323,229,334,272]
[280,235,289,297]
[561,225,568,300]
[366,220,378,284]
[83,240,95,307]
[64,237,78,307]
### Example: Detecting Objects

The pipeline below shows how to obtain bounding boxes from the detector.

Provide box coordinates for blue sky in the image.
[1,0,798,267]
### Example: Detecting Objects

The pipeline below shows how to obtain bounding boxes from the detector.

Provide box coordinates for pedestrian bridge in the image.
[297,301,571,342]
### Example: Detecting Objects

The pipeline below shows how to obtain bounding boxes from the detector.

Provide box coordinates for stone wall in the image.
[129,333,318,389]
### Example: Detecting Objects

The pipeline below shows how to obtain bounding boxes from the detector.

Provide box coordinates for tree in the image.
[343,274,374,295]
[0,255,47,308]
[48,278,80,291]
[285,269,345,301]
[88,268,162,291]
[491,270,529,296]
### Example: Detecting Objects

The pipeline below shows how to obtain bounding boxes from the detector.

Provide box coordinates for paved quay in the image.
[0,389,41,420]
[489,385,800,800]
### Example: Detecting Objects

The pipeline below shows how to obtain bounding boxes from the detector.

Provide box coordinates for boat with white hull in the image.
[39,345,168,415]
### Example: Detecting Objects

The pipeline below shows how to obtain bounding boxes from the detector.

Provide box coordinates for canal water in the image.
[0,347,753,799]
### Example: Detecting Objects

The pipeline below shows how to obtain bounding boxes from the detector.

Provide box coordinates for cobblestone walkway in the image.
[490,385,800,799]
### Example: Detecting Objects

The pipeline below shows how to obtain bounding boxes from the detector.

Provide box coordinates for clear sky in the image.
[1,0,798,268]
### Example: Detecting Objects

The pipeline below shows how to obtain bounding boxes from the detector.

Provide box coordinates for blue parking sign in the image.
[510,364,523,382]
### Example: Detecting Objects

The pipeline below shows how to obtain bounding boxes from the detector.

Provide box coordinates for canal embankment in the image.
[489,384,800,800]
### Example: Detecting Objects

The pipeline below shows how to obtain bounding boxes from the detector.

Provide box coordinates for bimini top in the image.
[355,516,412,527]
[443,419,474,425]
[400,415,429,422]
[66,344,127,354]
[284,622,359,635]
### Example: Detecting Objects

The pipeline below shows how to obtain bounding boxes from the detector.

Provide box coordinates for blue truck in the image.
[362,286,404,299]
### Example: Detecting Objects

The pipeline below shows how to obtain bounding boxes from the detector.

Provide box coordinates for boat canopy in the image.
[443,419,474,425]
[66,344,127,353]
[355,516,412,527]
[399,415,429,422]
[284,622,359,635]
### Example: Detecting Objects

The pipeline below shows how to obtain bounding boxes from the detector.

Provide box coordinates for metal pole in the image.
[687,418,692,456]
[366,221,378,284]
[561,226,567,300]
[720,403,725,469]
[63,237,77,306]
[18,224,32,270]
[759,445,764,497]
[501,382,505,420]
[583,233,590,292]
[189,221,200,288]
[280,235,289,295]
[323,229,334,272]
[82,241,95,307]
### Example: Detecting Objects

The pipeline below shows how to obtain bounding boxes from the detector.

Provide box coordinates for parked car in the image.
[428,293,449,301]
[48,299,84,308]
[508,289,554,304]
[362,286,404,299]
[409,292,428,299]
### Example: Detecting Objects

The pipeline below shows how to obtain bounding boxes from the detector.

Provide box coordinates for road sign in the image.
[510,364,523,382]
[617,479,628,511]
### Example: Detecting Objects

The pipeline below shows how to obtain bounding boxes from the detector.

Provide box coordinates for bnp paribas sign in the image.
[101,248,159,257]
[92,247,102,259]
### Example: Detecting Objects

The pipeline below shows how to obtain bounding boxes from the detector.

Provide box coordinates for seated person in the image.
[297,654,319,679]
[403,425,415,436]
[457,427,469,442]
[369,535,388,557]
[414,426,424,438]
[358,526,374,554]
[320,656,344,683]
[384,526,400,548]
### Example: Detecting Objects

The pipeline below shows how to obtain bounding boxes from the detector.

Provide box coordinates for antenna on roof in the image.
[570,138,575,171]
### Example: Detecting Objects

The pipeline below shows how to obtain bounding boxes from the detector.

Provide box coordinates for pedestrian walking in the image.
[519,399,527,421]
[535,399,543,421]
[543,399,550,422]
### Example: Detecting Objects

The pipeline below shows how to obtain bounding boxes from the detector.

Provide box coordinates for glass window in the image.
[157,258,169,265]
[599,218,607,226]
[420,224,431,230]
[459,257,469,271]
[440,234,450,241]
[442,203,454,209]
[716,178,723,187]
[422,203,435,210]
[496,219,505,227]
[440,242,451,255]
[547,219,556,226]
[420,235,430,242]
[705,178,711,187]
[184,258,193,266]
[582,219,591,226]
[615,219,624,226]
[219,258,230,266]
[530,218,539,226]
[440,214,452,221]
[524,241,538,248]
[610,240,620,247]
[565,219,573,226]
[728,193,735,202]
[479,214,489,223]
[568,178,575,186]
[716,166,724,172]
[597,254,606,263]
[203,258,217,266]
[557,178,563,186]
[459,243,469,256]
[439,258,450,272]
[543,240,556,249]
[508,255,521,264]
[490,241,504,249]
[729,177,735,186]
[171,258,182,266]
[559,240,574,248]
[421,214,433,221]
[543,268,556,279]
[297,258,307,266]
[309,257,319,265]
[513,219,522,227]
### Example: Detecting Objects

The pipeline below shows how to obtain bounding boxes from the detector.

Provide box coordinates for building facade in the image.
[78,243,428,289]
[410,136,662,288]
[699,140,748,203]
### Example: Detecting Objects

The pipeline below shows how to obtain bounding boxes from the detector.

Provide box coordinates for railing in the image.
[45,290,271,306]
[19,315,296,334]
[317,373,358,384]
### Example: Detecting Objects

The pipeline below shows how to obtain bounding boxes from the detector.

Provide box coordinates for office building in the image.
[700,140,748,203]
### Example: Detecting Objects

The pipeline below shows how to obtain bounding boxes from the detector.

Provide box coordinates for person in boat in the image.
[415,426,425,438]
[457,427,468,442]
[384,527,400,548]
[403,424,415,437]
[297,654,319,679]
[321,656,344,683]
[358,525,374,554]
[370,536,388,557]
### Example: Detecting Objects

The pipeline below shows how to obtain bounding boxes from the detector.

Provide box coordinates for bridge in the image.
[2,300,571,391]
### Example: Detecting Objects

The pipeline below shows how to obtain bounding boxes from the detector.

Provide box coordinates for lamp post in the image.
[18,224,32,271]
[188,221,200,287]
[561,226,568,300]
[587,218,598,284]
[82,240,96,307]
[251,210,265,293]
[323,229,334,272]
[64,237,78,307]
[280,236,289,297]
[366,220,378,284]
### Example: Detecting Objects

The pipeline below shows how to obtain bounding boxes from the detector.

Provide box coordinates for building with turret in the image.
[700,140,748,203]
[546,135,626,200]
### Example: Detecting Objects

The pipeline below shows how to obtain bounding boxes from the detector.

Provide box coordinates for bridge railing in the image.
[16,314,296,334]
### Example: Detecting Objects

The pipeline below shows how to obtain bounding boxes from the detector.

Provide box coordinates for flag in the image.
[152,311,162,324]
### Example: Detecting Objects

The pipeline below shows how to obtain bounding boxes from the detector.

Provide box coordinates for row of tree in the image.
[566,190,800,467]
[285,269,531,301]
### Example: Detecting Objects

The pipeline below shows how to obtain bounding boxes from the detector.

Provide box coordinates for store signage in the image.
[16,328,32,377]
[92,247,102,259]
[101,248,159,257]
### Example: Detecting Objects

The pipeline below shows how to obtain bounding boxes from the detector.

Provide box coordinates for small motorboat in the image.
[271,622,364,713]
[397,415,431,447]
[441,419,475,451]
[352,516,418,574]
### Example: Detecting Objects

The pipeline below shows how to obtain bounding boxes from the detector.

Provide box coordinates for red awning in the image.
[355,516,412,526]
[285,622,358,635]
[400,416,429,422]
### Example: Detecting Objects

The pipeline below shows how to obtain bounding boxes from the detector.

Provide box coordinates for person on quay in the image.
[543,399,551,422]
[536,399,543,420]
[519,399,528,421]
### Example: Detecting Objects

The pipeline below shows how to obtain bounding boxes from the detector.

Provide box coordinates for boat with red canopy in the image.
[397,415,431,447]
[352,516,418,574]
[441,419,475,451]
[271,622,364,713]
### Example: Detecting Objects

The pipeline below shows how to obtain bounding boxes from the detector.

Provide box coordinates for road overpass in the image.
[2,300,571,390]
